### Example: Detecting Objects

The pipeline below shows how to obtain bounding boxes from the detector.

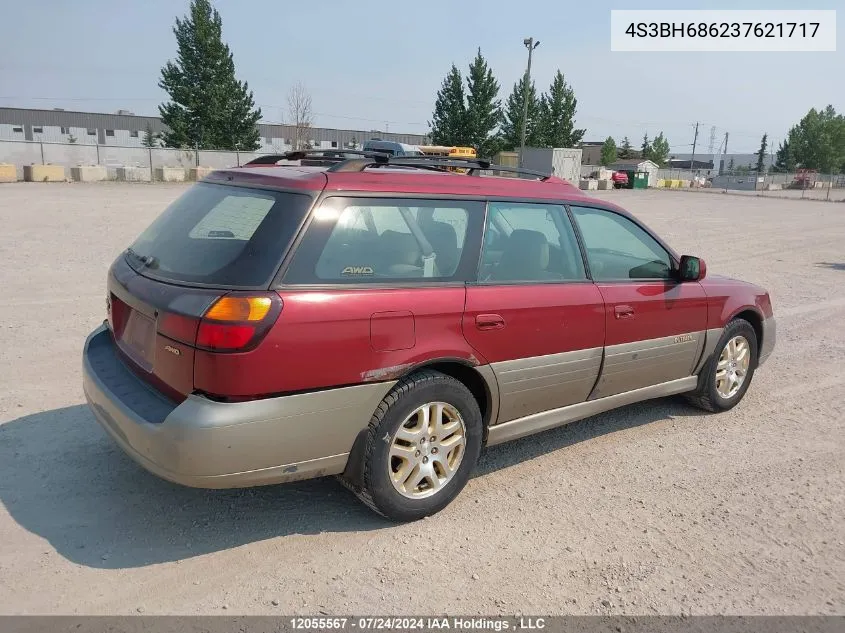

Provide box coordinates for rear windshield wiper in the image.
[126,247,158,268]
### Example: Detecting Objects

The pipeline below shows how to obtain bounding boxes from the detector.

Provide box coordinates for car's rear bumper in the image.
[82,324,395,489]
[758,315,776,366]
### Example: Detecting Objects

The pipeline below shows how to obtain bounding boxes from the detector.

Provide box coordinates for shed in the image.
[608,158,660,187]
[520,147,582,184]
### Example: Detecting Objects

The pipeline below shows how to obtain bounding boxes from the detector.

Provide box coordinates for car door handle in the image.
[614,305,634,319]
[475,314,505,330]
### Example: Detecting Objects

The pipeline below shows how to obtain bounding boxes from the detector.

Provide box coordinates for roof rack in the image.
[243,149,389,167]
[243,150,553,180]
[327,155,553,180]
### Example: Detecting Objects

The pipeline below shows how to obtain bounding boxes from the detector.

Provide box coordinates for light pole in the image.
[518,37,540,167]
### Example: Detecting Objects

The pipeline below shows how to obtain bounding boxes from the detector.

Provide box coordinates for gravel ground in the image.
[0,183,843,616]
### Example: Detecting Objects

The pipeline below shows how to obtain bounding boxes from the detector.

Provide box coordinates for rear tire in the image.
[353,370,482,522]
[686,318,758,412]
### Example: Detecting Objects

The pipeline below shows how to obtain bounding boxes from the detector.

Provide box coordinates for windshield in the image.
[126,182,312,288]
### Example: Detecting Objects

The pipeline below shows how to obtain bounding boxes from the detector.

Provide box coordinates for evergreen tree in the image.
[619,136,634,159]
[500,75,540,151]
[429,64,468,147]
[784,105,845,173]
[641,133,652,161]
[650,132,670,167]
[773,140,794,172]
[464,48,502,158]
[755,133,768,173]
[600,137,617,166]
[158,0,261,150]
[142,122,159,149]
[728,157,735,172]
[537,70,584,148]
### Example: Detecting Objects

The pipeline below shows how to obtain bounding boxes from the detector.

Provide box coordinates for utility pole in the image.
[518,37,540,167]
[689,122,699,171]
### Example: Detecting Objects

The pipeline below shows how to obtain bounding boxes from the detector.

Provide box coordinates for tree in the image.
[773,140,795,172]
[158,0,261,150]
[650,132,670,167]
[600,137,617,166]
[142,122,159,149]
[618,136,634,159]
[728,157,735,173]
[783,105,845,173]
[640,133,651,161]
[537,70,584,148]
[288,81,313,150]
[755,133,768,173]
[500,75,540,151]
[429,64,468,147]
[67,134,77,144]
[464,48,502,158]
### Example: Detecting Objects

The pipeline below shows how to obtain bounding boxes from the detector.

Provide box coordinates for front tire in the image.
[355,370,483,522]
[687,318,758,412]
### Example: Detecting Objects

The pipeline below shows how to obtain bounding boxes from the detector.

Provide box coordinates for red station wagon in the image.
[82,151,776,522]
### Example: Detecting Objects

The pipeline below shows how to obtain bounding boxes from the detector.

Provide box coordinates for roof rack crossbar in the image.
[326,155,552,180]
[244,151,554,181]
[243,149,389,166]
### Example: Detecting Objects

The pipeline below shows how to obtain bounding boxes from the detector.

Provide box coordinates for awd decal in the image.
[341,266,374,275]
[164,345,181,356]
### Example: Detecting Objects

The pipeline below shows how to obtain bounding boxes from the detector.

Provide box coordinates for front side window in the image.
[570,206,672,280]
[284,198,481,284]
[479,202,586,283]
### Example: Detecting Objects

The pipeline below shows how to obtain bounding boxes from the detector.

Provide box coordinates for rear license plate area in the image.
[119,310,156,371]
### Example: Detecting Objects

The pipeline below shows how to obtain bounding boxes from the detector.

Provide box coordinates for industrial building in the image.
[0,107,427,151]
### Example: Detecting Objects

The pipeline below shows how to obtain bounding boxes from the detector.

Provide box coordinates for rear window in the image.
[126,183,312,288]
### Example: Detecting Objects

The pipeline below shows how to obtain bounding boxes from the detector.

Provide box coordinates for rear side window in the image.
[127,183,312,288]
[284,197,483,284]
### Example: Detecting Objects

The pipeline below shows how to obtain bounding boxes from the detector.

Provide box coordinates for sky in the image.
[0,0,841,154]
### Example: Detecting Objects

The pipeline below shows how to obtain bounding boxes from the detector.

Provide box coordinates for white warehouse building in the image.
[0,107,428,152]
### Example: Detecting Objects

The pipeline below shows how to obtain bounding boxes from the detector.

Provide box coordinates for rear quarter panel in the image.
[193,287,478,397]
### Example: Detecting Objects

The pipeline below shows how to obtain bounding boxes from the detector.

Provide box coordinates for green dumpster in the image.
[632,171,649,189]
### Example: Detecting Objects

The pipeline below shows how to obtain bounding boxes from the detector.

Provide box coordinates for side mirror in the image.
[678,255,706,281]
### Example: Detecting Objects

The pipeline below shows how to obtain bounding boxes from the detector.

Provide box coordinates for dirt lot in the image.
[0,183,843,616]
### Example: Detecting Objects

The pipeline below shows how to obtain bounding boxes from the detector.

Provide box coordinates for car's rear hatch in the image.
[106,180,315,402]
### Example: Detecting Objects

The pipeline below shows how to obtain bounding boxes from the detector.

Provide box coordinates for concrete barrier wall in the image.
[23,164,66,182]
[0,140,258,176]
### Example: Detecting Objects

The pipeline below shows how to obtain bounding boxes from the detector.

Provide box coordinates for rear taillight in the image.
[157,293,282,353]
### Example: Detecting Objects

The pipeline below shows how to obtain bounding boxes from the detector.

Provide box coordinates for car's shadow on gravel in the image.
[475,396,708,476]
[816,262,845,271]
[0,398,708,569]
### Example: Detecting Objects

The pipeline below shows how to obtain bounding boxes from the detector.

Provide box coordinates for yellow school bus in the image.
[418,146,477,171]
[418,145,477,158]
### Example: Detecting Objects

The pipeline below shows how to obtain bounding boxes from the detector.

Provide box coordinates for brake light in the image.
[196,323,256,349]
[195,292,282,352]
